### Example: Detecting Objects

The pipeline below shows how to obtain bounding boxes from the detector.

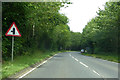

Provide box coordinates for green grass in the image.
[2,50,61,79]
[81,52,119,63]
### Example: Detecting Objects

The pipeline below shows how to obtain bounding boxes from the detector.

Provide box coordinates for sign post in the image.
[12,36,14,61]
[5,22,21,61]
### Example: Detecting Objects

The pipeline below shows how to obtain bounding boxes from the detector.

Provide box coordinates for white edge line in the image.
[18,60,47,79]
[17,54,56,80]
[18,67,36,79]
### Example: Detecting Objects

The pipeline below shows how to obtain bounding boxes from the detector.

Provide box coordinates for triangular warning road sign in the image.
[5,22,21,37]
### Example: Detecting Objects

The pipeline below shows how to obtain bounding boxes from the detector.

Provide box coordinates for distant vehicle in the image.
[81,49,85,53]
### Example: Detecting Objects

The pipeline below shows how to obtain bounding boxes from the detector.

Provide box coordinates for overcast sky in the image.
[59,0,109,33]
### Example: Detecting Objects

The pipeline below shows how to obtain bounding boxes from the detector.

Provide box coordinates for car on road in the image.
[81,49,85,53]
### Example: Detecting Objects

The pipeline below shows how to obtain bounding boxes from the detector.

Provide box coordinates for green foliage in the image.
[69,32,82,50]
[81,52,118,63]
[2,2,71,60]
[80,2,119,54]
[51,24,71,50]
[2,1,119,61]
[2,50,59,78]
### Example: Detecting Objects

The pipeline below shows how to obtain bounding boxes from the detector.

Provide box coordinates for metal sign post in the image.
[5,22,21,62]
[12,36,14,62]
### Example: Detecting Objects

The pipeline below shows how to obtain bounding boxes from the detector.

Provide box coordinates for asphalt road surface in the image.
[23,52,118,78]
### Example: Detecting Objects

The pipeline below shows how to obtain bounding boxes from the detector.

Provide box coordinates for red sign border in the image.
[5,22,21,37]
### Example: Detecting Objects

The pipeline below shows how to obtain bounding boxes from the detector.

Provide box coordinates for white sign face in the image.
[5,22,21,37]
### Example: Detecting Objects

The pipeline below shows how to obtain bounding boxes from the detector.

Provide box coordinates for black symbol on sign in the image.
[11,28,15,34]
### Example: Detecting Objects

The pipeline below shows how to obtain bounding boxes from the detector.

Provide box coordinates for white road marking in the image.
[75,58,78,61]
[18,68,36,79]
[92,70,101,76]
[72,56,74,59]
[17,54,57,80]
[83,55,118,64]
[69,53,104,78]
[48,57,52,60]
[54,54,57,56]
[79,62,88,68]
[17,60,47,79]
[70,54,88,67]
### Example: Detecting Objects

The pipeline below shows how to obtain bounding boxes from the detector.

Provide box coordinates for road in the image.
[22,52,118,79]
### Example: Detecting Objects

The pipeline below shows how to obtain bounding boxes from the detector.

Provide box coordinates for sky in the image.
[59,0,109,33]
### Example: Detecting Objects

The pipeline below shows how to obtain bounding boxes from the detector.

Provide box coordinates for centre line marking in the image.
[70,54,104,78]
[92,70,101,76]
[79,62,88,68]
[72,56,74,59]
[75,58,78,61]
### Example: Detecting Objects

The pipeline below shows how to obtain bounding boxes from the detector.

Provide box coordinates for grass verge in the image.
[2,50,61,79]
[81,52,119,63]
